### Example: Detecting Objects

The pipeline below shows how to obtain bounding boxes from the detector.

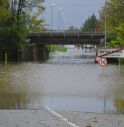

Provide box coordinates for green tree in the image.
[81,14,98,32]
[98,0,124,32]
[10,0,45,43]
[109,23,124,47]
[98,0,124,48]
[106,0,124,47]
[106,0,124,28]
[0,0,45,63]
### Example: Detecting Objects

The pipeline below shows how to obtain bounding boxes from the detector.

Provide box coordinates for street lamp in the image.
[61,12,64,30]
[105,0,107,48]
[63,18,66,30]
[59,8,62,31]
[50,4,55,52]
[51,4,55,31]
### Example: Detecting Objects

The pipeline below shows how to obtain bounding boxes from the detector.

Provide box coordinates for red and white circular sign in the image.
[98,57,107,67]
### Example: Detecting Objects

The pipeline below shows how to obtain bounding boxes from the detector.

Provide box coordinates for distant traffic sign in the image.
[99,57,107,67]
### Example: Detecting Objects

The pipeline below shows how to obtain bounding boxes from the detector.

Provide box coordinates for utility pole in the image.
[59,8,61,31]
[50,4,55,52]
[51,4,55,31]
[105,0,107,48]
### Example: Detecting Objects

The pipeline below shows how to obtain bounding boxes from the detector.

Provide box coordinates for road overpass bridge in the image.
[27,31,105,45]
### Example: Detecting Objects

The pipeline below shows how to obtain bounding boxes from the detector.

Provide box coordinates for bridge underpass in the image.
[26,31,105,61]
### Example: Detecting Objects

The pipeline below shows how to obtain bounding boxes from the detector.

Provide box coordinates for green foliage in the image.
[115,23,124,41]
[106,0,124,27]
[0,0,45,62]
[23,0,46,33]
[0,0,45,51]
[0,0,9,19]
[107,23,124,48]
[98,0,124,48]
[115,98,124,114]
[81,14,98,32]
[47,45,67,52]
[97,0,124,33]
[28,16,46,33]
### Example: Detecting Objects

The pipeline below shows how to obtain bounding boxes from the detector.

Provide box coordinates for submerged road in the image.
[0,48,124,114]
[0,47,124,127]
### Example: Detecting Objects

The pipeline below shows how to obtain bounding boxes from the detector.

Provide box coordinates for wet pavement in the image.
[0,109,124,127]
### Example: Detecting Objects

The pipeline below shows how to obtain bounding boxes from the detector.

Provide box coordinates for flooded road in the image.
[0,48,124,114]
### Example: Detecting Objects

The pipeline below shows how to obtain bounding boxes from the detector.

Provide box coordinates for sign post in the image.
[119,58,121,74]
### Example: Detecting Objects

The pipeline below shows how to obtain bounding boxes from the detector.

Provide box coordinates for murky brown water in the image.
[0,49,124,114]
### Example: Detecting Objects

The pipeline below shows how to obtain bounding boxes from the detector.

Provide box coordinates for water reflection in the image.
[0,50,124,114]
[115,98,124,114]
[0,94,29,109]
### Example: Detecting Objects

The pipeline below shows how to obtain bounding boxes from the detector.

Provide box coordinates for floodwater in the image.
[0,48,124,114]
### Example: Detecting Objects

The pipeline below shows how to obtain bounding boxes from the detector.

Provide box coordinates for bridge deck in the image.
[27,32,105,45]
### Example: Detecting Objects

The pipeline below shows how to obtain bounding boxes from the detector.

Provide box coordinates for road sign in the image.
[98,48,124,58]
[98,57,107,67]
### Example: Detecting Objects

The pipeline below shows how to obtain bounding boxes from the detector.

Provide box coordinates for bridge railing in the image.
[28,30,106,36]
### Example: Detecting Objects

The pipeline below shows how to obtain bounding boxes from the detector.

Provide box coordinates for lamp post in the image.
[63,18,66,30]
[51,4,55,31]
[59,8,61,31]
[61,12,64,30]
[105,0,107,48]
[50,4,55,52]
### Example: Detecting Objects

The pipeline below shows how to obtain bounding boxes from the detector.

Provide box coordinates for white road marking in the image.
[46,106,80,127]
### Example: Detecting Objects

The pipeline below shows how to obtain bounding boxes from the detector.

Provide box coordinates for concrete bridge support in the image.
[0,44,49,62]
[22,45,34,61]
[21,44,49,62]
[33,45,49,61]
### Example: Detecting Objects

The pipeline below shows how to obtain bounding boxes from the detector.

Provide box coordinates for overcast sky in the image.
[41,0,105,30]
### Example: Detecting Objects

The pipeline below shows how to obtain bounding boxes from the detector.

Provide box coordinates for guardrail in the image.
[28,30,106,34]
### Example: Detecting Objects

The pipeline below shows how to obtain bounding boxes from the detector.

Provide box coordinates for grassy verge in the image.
[46,45,67,52]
